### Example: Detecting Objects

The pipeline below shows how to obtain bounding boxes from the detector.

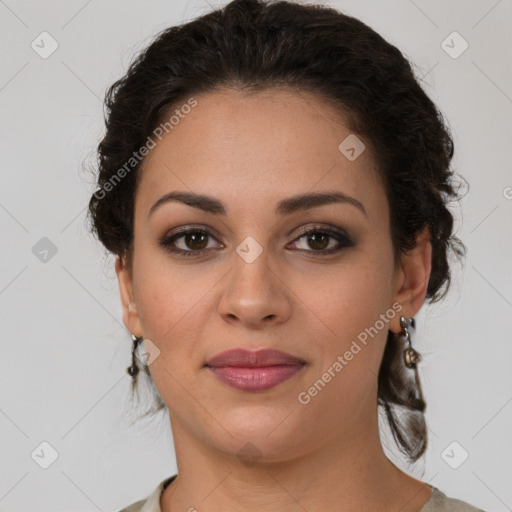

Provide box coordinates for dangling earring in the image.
[400,316,419,368]
[399,316,425,411]
[127,334,144,377]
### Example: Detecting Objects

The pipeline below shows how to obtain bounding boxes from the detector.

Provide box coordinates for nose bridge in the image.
[231,237,274,302]
[218,235,290,326]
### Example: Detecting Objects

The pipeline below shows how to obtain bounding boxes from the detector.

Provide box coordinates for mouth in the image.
[204,348,306,392]
[205,348,306,367]
[206,364,305,392]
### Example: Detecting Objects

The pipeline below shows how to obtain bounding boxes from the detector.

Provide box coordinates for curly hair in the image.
[86,0,467,463]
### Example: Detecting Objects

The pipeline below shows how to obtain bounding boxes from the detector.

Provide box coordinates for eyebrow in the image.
[148,190,367,218]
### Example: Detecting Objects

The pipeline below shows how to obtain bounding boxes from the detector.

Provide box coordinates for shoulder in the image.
[117,475,177,512]
[117,498,146,512]
[420,485,486,512]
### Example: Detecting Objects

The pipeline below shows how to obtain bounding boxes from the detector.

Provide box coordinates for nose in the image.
[217,249,292,330]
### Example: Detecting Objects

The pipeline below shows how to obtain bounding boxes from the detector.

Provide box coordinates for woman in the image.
[87,0,484,510]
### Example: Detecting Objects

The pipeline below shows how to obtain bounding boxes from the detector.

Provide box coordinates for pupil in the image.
[187,232,207,250]
[309,233,328,250]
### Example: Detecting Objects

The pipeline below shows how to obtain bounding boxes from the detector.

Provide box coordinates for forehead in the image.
[135,87,385,221]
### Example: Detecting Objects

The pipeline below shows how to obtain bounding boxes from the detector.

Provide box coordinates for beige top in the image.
[118,475,486,512]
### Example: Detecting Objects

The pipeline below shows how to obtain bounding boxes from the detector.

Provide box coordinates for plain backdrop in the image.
[1,1,511,511]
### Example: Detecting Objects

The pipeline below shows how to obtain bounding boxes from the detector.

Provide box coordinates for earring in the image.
[127,334,144,377]
[399,316,425,411]
[400,316,419,369]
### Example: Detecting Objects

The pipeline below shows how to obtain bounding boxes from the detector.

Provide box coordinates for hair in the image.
[86,0,467,463]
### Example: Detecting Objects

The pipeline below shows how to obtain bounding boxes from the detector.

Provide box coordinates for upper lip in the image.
[205,349,306,368]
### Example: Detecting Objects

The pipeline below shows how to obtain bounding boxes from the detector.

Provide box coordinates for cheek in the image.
[131,252,225,369]
[132,262,210,405]
[133,266,204,340]
[296,249,395,371]
[292,272,392,419]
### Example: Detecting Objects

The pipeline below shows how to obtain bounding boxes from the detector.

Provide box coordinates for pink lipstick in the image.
[205,348,306,392]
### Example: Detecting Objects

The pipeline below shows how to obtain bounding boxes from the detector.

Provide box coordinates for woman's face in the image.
[116,88,430,460]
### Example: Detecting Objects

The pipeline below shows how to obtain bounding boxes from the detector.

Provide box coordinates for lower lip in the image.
[207,364,305,391]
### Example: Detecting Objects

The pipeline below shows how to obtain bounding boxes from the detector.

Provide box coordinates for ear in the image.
[389,227,432,334]
[115,254,143,338]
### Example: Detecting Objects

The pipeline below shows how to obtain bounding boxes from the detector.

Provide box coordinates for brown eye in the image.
[183,231,209,250]
[288,225,354,256]
[159,224,353,259]
[305,232,330,251]
[159,228,222,257]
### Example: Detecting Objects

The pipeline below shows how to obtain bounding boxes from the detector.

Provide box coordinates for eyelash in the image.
[158,225,354,258]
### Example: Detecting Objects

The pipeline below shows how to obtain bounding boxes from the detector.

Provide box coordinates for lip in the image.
[205,348,306,367]
[204,349,306,392]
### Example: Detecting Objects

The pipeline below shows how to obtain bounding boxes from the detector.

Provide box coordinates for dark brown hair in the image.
[86,0,467,463]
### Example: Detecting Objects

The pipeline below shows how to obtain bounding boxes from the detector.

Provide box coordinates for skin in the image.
[115,88,433,512]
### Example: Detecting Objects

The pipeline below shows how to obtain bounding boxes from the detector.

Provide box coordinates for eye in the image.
[159,227,223,257]
[287,225,354,256]
[159,224,354,258]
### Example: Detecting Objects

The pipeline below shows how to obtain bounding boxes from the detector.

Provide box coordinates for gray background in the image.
[1,0,511,510]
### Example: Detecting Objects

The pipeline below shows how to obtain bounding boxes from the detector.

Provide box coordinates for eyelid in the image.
[292,224,350,239]
[163,223,350,244]
[164,223,224,240]
[159,222,354,257]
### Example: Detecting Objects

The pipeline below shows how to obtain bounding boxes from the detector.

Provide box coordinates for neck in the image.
[160,408,432,512]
